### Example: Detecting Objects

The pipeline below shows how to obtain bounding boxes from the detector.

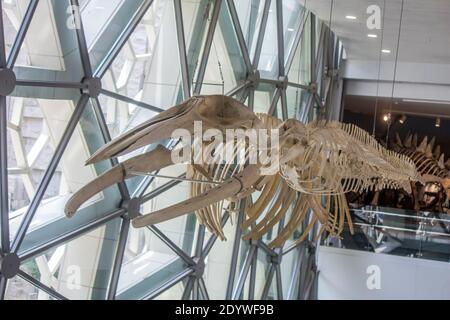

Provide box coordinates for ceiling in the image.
[304,0,450,64]
[345,95,450,119]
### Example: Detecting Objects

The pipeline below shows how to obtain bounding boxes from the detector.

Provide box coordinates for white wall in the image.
[342,59,450,102]
[317,246,450,300]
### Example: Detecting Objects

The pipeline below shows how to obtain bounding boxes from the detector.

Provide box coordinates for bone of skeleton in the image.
[131,164,262,228]
[395,133,448,179]
[64,145,174,217]
[378,132,450,211]
[65,95,422,248]
[86,95,263,164]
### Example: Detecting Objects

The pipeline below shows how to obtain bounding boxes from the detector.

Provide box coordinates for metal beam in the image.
[225,80,250,97]
[16,80,85,90]
[287,245,305,299]
[92,98,130,200]
[232,245,256,300]
[238,88,249,103]
[287,81,309,90]
[193,0,222,95]
[142,268,193,300]
[18,209,125,261]
[284,10,308,74]
[257,240,277,257]
[106,218,130,300]
[282,238,303,256]
[226,0,252,72]
[276,0,285,77]
[12,94,90,253]
[181,276,194,300]
[225,199,246,299]
[252,0,271,68]
[192,277,199,300]
[198,277,210,300]
[0,277,7,300]
[0,95,9,252]
[275,264,283,300]
[314,93,324,110]
[94,0,155,78]
[260,263,275,299]
[139,175,184,204]
[100,88,163,113]
[148,225,196,266]
[70,0,93,77]
[298,249,314,299]
[304,269,317,300]
[267,88,281,115]
[7,0,38,68]
[174,0,191,99]
[0,1,6,67]
[248,246,257,299]
[280,87,288,120]
[299,92,314,123]
[310,14,316,83]
[18,270,68,300]
[248,88,254,111]
[314,25,326,85]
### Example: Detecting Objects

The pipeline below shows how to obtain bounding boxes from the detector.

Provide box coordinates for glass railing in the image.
[322,206,450,263]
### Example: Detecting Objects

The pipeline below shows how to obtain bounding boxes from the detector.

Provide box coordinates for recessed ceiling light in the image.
[345,15,357,20]
[436,118,441,128]
[287,28,294,32]
[368,34,378,38]
[403,98,450,105]
[382,49,391,54]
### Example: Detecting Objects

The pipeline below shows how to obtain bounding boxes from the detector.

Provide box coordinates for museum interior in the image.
[0,0,449,300]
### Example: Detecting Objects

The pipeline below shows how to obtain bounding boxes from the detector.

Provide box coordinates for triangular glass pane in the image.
[234,0,265,61]
[100,0,183,121]
[257,0,278,79]
[153,280,184,299]
[287,12,311,86]
[239,247,272,299]
[282,0,307,64]
[279,242,300,298]
[276,97,283,119]
[12,0,84,82]
[18,217,123,300]
[263,265,278,300]
[6,91,84,248]
[253,83,276,114]
[199,0,246,95]
[1,0,30,61]
[137,163,197,255]
[80,0,127,51]
[17,98,122,255]
[203,214,240,299]
[116,221,192,299]
[286,86,309,119]
[4,275,57,300]
[86,0,150,74]
[182,0,211,94]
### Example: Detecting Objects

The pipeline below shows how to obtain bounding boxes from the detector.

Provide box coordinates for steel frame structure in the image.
[0,0,344,300]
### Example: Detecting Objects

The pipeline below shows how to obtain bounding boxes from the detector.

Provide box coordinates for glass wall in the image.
[0,0,344,300]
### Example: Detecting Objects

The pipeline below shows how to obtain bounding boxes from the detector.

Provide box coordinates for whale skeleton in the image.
[64,95,422,248]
